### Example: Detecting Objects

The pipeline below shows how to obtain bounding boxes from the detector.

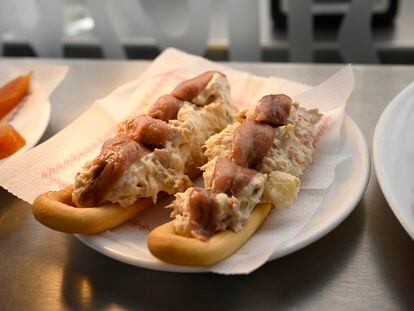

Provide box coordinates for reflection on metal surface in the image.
[104,303,129,311]
[62,269,95,310]
[79,276,94,309]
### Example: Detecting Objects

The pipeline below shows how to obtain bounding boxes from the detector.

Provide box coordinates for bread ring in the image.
[147,203,271,266]
[32,167,201,234]
[32,186,153,234]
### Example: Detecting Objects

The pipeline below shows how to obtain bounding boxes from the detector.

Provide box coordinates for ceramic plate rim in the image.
[373,82,414,239]
[0,100,51,162]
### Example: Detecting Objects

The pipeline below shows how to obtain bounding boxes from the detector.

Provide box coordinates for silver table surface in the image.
[0,60,413,311]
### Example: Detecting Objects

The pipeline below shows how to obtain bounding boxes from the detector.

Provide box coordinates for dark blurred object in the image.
[271,0,400,29]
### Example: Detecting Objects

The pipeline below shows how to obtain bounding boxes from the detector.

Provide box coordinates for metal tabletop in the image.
[1,60,413,310]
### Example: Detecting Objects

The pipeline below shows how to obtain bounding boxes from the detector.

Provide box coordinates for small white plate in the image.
[373,82,414,240]
[77,114,370,273]
[0,80,51,164]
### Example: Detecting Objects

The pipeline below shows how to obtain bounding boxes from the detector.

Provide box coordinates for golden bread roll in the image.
[32,186,153,234]
[147,203,271,266]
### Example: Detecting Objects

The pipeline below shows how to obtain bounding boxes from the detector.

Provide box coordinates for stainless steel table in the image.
[1,60,413,310]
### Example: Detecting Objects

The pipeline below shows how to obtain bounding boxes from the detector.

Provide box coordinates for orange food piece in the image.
[0,72,32,120]
[0,124,26,159]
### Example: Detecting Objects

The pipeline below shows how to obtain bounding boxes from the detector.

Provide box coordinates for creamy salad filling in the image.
[72,72,235,207]
[171,171,266,237]
[259,103,322,177]
[170,97,321,239]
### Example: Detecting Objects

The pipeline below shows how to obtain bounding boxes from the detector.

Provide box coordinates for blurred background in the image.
[0,0,411,64]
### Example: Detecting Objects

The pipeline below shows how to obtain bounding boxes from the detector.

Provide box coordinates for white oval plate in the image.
[373,82,414,240]
[0,82,51,164]
[77,114,370,272]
